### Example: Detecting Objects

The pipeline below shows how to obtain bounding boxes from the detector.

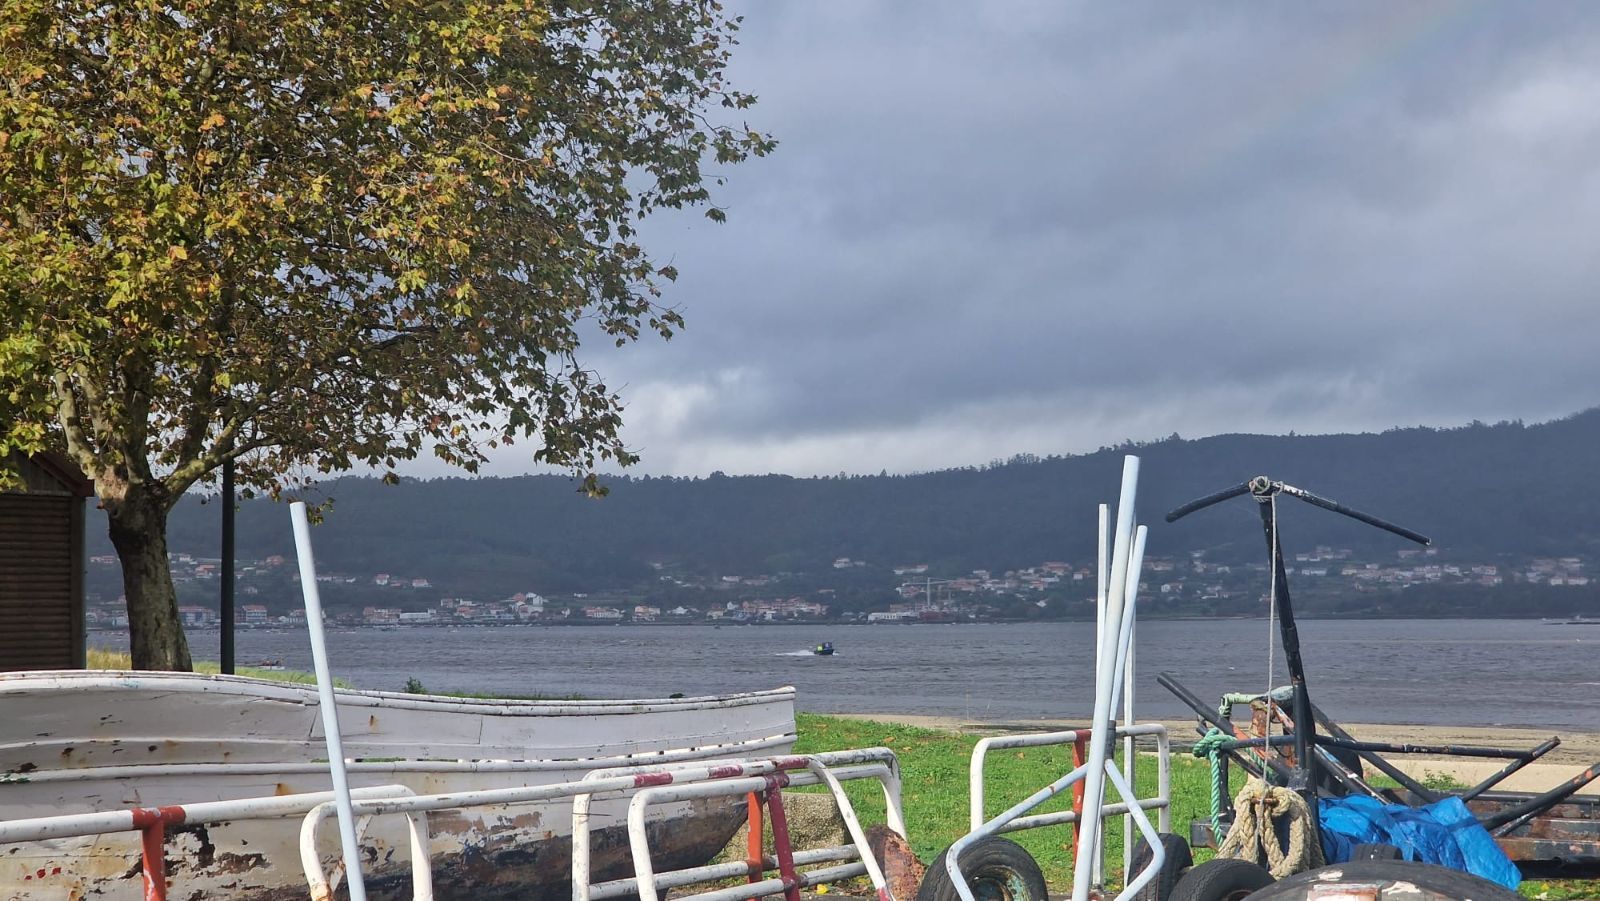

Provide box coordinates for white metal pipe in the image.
[693,862,868,901]
[1092,502,1109,886]
[983,797,1170,836]
[333,754,887,823]
[1104,759,1165,901]
[0,784,413,844]
[299,801,433,901]
[1095,502,1108,688]
[406,808,435,901]
[1107,525,1147,719]
[1119,524,1147,879]
[587,846,860,900]
[290,500,368,901]
[1158,726,1171,833]
[1071,455,1138,901]
[671,861,872,901]
[805,761,892,898]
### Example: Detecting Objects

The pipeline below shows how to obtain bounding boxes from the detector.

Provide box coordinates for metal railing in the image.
[0,784,415,901]
[968,724,1171,836]
[296,749,903,901]
[571,748,902,901]
[619,759,901,901]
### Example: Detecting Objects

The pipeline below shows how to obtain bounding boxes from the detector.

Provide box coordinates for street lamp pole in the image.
[221,456,235,674]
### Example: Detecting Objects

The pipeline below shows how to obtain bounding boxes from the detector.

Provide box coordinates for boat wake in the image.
[775,650,840,657]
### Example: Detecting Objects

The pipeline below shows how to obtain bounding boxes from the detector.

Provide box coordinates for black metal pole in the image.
[1165,481,1252,523]
[1459,737,1561,802]
[1277,483,1431,547]
[1253,485,1318,819]
[221,456,235,675]
[1310,703,1442,803]
[1487,759,1600,834]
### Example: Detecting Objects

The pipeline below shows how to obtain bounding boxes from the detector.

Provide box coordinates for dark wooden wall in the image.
[0,454,89,671]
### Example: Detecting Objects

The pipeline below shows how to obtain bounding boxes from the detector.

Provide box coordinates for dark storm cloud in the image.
[538,1,1600,476]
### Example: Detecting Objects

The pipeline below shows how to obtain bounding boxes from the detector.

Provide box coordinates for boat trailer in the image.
[1159,474,1600,893]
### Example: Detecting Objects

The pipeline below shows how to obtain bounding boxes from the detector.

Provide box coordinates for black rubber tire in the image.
[1130,832,1195,900]
[917,836,1048,901]
[1350,842,1402,861]
[1168,858,1276,901]
[1245,860,1521,900]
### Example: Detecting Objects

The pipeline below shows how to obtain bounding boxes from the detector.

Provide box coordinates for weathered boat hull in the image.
[0,671,797,899]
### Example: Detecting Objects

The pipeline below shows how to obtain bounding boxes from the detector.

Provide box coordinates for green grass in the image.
[86,647,351,686]
[793,714,1588,898]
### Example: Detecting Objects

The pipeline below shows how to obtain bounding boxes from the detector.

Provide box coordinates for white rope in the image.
[1217,777,1325,878]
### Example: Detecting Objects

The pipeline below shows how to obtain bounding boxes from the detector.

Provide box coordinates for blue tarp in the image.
[1318,795,1521,890]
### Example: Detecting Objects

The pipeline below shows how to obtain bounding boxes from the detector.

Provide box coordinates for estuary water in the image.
[94,619,1600,730]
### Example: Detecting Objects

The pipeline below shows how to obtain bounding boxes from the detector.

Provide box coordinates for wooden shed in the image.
[0,452,92,671]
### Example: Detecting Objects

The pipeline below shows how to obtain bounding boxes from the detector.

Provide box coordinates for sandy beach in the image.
[837,713,1600,795]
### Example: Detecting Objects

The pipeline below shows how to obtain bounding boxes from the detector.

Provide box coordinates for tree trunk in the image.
[106,494,193,671]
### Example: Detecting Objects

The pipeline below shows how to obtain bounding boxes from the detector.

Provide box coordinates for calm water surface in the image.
[95,619,1600,730]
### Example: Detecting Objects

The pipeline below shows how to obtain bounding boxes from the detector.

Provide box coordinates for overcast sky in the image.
[497,1,1600,478]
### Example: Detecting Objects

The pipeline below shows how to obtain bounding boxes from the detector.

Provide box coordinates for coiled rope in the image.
[1191,728,1232,843]
[1215,777,1324,878]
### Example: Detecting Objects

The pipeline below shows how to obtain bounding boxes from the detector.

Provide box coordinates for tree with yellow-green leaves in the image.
[0,1,773,670]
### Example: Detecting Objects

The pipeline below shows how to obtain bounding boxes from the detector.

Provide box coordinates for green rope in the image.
[1192,728,1233,844]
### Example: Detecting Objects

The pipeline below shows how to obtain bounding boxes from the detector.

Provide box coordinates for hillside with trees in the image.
[106,409,1600,611]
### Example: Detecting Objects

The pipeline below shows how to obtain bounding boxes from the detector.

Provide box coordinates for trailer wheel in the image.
[1168,858,1274,901]
[1244,860,1521,900]
[1130,832,1194,900]
[1350,843,1401,861]
[917,836,1048,901]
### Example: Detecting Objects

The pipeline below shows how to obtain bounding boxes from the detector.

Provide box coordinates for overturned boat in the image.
[0,670,797,899]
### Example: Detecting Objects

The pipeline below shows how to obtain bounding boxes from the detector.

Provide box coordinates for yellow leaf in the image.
[198,112,227,132]
[167,245,188,261]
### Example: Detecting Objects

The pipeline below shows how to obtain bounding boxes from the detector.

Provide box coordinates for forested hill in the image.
[133,409,1600,596]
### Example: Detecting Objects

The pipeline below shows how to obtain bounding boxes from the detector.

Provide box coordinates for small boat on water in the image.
[813,642,835,656]
[0,670,797,899]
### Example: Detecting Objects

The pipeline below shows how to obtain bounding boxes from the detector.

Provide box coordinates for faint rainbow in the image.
[1175,1,1500,188]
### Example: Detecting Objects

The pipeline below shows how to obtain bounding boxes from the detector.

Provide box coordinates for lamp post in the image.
[221,456,235,674]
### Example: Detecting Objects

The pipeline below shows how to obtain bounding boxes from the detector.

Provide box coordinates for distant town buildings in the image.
[81,542,1592,631]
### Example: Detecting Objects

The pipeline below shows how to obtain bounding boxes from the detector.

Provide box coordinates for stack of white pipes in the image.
[1072,456,1162,901]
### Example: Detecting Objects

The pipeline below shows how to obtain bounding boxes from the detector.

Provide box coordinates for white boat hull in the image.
[0,671,797,900]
